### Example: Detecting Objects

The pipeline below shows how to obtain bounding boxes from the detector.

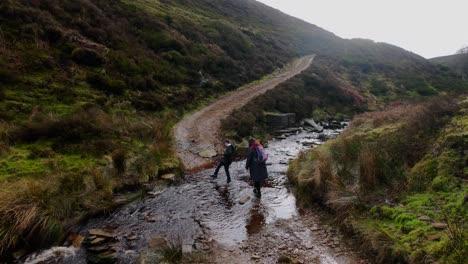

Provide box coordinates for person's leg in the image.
[224,163,231,183]
[212,161,225,178]
[254,181,261,197]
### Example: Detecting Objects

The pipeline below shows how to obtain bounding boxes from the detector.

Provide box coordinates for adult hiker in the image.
[211,139,235,183]
[246,138,269,198]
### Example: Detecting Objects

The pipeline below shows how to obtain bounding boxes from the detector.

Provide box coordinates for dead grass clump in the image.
[14,106,114,144]
[358,145,378,191]
[112,149,127,176]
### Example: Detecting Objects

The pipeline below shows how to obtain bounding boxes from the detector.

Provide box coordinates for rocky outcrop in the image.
[265,113,296,129]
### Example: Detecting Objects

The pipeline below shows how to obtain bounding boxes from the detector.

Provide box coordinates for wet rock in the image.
[88,229,115,239]
[90,237,107,245]
[239,195,251,205]
[161,173,176,181]
[303,118,323,132]
[418,215,431,222]
[432,222,448,230]
[144,215,159,222]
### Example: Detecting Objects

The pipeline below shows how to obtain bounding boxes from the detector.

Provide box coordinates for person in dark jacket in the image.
[211,139,235,183]
[246,138,268,198]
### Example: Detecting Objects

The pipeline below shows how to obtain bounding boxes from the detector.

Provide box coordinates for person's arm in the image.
[246,148,252,170]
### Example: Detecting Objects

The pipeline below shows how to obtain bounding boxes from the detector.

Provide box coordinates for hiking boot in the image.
[253,188,258,194]
[255,191,261,198]
[210,174,217,179]
[227,178,231,184]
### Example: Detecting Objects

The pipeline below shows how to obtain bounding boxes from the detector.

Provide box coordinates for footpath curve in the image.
[174,55,315,171]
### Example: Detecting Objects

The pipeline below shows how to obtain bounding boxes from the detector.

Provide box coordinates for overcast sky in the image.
[257,0,468,58]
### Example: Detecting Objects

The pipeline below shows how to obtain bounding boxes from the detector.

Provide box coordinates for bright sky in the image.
[257,0,468,58]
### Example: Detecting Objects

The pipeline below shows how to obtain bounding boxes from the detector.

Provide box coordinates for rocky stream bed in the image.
[24,124,368,264]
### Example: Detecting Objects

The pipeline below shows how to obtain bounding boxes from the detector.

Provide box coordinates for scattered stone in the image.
[127,235,138,241]
[160,174,176,181]
[144,215,159,222]
[88,229,115,239]
[432,222,448,230]
[418,215,431,222]
[90,237,107,245]
[428,234,441,241]
[239,195,251,205]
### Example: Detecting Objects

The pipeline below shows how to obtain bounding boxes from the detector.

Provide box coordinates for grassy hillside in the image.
[0,0,466,259]
[431,53,468,79]
[288,97,467,263]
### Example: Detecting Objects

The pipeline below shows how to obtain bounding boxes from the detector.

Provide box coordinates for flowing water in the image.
[24,124,367,264]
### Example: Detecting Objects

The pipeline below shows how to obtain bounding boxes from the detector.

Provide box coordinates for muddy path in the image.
[174,55,315,171]
[24,127,367,264]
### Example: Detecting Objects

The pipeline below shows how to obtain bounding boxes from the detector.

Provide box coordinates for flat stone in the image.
[239,195,251,205]
[160,174,176,181]
[431,222,448,230]
[418,215,431,222]
[90,237,107,245]
[88,229,115,239]
[428,234,441,241]
[199,148,217,158]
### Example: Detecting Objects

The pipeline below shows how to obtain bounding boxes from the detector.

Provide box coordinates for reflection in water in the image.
[246,200,266,236]
[215,184,234,209]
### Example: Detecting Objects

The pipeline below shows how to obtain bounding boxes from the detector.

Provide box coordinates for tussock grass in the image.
[288,96,467,263]
[0,106,181,257]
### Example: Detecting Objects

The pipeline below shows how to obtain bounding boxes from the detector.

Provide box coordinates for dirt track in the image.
[174,55,315,171]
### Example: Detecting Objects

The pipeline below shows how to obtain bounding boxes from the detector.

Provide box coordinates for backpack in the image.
[255,146,268,163]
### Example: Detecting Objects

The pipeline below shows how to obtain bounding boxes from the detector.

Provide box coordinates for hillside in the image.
[431,53,468,78]
[0,0,467,259]
[288,97,467,263]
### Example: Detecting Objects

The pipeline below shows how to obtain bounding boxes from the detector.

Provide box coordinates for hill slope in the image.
[0,0,467,258]
[431,53,468,78]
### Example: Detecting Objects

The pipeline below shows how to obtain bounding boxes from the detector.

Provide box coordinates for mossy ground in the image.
[288,97,467,263]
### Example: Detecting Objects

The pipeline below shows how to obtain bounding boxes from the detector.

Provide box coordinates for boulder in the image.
[265,113,296,129]
[160,174,176,181]
[303,118,323,132]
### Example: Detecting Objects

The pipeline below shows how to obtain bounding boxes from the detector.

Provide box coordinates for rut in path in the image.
[174,55,315,171]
